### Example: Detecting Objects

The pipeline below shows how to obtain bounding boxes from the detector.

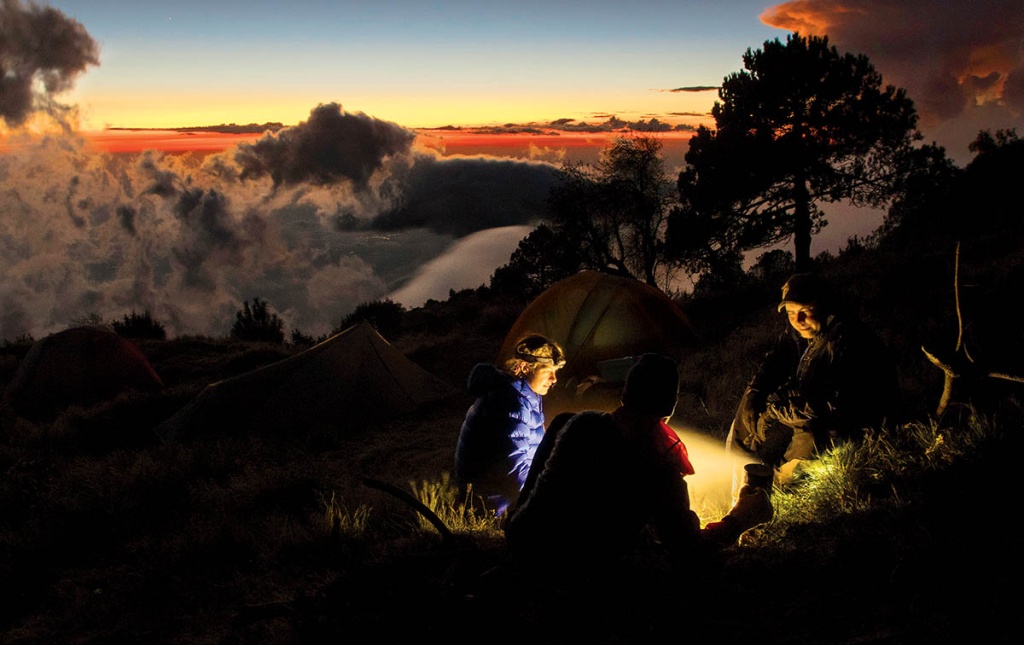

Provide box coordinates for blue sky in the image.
[38,0,1023,163]
[52,1,784,130]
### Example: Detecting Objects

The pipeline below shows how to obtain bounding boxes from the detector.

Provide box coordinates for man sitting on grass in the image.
[727,272,904,485]
[505,353,772,584]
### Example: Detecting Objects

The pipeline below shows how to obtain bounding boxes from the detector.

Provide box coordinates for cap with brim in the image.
[777,273,832,312]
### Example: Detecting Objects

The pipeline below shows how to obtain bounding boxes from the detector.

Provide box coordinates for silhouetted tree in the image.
[879,143,961,242]
[691,252,748,298]
[667,33,920,272]
[959,129,1023,239]
[545,134,679,286]
[231,297,285,344]
[336,298,406,338]
[489,224,583,301]
[883,129,1021,246]
[747,249,795,285]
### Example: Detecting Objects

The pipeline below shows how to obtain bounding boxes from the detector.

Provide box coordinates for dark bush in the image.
[111,310,167,340]
[230,297,285,344]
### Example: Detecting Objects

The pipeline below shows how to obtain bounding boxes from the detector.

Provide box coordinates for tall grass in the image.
[321,491,371,536]
[409,473,504,534]
[741,404,1010,549]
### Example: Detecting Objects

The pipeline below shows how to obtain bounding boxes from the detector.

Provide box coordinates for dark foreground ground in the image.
[3,352,1019,645]
[219,408,1019,645]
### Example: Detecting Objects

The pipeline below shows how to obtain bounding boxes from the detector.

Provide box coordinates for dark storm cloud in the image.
[173,188,240,251]
[62,174,85,228]
[233,103,416,189]
[0,0,99,126]
[629,118,675,132]
[170,188,246,291]
[761,0,1024,125]
[370,154,559,237]
[140,154,182,198]
[662,86,720,92]
[116,204,137,236]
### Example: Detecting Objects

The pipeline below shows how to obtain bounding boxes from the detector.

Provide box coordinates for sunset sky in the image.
[1,0,1021,341]
[49,0,778,133]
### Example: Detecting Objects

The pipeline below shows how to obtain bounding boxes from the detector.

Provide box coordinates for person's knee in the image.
[757,419,793,466]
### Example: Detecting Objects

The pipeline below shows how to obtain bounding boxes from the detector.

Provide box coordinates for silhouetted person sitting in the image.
[728,272,904,484]
[505,353,772,586]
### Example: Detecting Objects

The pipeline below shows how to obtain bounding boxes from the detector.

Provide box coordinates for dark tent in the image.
[4,325,164,417]
[154,321,457,440]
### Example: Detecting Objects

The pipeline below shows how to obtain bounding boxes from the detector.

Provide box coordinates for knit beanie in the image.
[621,353,679,418]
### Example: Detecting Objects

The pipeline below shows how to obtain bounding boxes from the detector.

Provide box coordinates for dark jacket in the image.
[454,363,546,515]
[740,311,903,458]
[505,408,703,579]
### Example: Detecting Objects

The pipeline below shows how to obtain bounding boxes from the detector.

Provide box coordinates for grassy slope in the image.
[1,232,1021,643]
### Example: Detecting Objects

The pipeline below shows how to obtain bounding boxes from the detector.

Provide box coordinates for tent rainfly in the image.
[4,324,164,418]
[498,271,698,408]
[154,321,457,440]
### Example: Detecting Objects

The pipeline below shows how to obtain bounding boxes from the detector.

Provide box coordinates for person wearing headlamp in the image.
[455,334,566,517]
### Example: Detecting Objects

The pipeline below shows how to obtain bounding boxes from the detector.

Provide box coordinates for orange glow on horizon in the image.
[0,129,267,155]
[82,130,266,154]
[415,129,696,164]
[1,127,695,159]
[0,127,696,163]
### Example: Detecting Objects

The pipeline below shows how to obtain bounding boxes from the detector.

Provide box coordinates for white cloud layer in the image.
[386,225,534,308]
[0,108,555,340]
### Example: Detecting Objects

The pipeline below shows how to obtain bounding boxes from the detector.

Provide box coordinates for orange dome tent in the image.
[498,271,698,413]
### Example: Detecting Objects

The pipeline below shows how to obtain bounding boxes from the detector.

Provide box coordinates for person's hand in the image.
[737,387,763,434]
[766,397,814,429]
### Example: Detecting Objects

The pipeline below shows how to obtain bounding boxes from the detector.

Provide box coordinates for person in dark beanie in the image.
[455,334,566,517]
[728,272,904,485]
[505,353,772,586]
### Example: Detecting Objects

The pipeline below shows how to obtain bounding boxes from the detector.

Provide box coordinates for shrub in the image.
[290,328,325,348]
[111,309,167,340]
[230,297,285,344]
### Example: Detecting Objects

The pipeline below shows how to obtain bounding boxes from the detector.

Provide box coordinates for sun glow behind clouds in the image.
[82,130,266,154]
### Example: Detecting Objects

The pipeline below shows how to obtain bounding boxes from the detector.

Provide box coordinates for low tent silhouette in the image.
[155,321,457,440]
[498,271,698,413]
[4,324,164,418]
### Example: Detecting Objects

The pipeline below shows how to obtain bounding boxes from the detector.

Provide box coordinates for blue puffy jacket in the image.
[454,363,546,516]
